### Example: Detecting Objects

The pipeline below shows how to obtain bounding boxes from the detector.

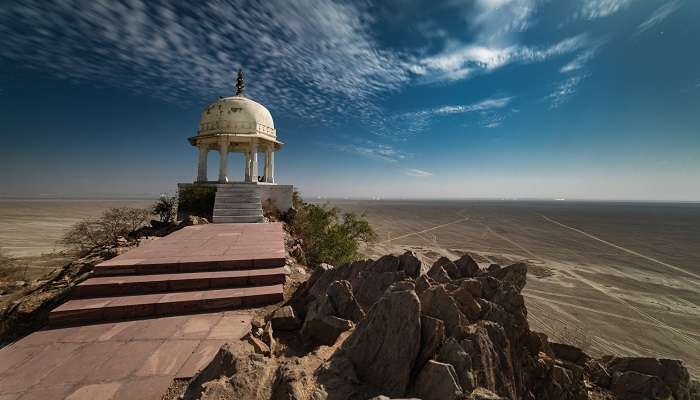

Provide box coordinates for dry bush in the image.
[152,193,177,223]
[61,207,149,251]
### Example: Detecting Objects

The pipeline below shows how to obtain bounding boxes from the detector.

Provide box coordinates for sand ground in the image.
[331,200,700,377]
[0,199,153,258]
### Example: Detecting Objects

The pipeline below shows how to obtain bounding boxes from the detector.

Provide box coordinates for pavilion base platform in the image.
[178,182,294,223]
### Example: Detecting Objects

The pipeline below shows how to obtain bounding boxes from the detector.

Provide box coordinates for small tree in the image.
[292,203,375,266]
[62,207,149,251]
[152,193,177,223]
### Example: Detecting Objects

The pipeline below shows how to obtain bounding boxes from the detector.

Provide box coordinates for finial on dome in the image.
[235,69,245,96]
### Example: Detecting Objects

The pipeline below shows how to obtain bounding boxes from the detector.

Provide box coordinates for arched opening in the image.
[207,149,220,182]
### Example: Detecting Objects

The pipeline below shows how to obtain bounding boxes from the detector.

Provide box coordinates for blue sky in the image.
[1,0,698,200]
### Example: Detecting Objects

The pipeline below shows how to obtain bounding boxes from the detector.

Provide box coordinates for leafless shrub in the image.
[61,207,149,251]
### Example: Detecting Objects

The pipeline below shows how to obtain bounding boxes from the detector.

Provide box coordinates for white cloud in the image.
[636,1,682,34]
[561,49,597,73]
[0,0,408,122]
[412,0,588,83]
[577,0,634,20]
[411,97,514,118]
[405,169,434,177]
[382,96,514,138]
[547,75,588,108]
[329,141,411,163]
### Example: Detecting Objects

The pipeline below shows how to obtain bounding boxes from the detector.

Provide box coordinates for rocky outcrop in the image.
[186,252,698,400]
[319,281,422,398]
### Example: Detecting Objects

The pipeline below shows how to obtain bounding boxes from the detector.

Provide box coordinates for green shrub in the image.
[152,193,177,223]
[61,207,150,251]
[291,202,375,267]
[178,185,216,220]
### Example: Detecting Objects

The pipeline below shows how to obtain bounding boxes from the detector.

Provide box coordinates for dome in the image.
[197,95,276,138]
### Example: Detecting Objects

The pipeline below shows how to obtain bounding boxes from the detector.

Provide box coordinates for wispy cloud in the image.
[636,0,682,34]
[328,141,411,163]
[576,0,634,20]
[405,169,433,177]
[385,96,514,138]
[408,97,514,118]
[414,36,587,82]
[0,0,408,123]
[410,0,588,83]
[547,75,588,108]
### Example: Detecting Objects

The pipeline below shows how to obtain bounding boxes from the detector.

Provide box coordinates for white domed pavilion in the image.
[179,71,293,222]
[188,70,282,184]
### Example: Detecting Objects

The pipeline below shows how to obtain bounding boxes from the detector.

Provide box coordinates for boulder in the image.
[610,370,672,400]
[399,251,424,278]
[249,335,271,356]
[353,270,409,310]
[373,254,401,273]
[437,337,476,392]
[540,365,588,400]
[456,278,482,298]
[489,262,527,292]
[420,285,465,337]
[550,342,589,365]
[271,306,302,331]
[585,359,612,388]
[302,315,353,346]
[605,357,691,400]
[326,280,365,322]
[460,321,517,400]
[415,315,445,372]
[454,254,481,278]
[415,274,433,294]
[452,285,483,320]
[427,263,452,284]
[339,282,422,397]
[414,360,463,400]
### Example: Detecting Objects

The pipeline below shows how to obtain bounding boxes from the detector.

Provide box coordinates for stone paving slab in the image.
[95,223,285,275]
[0,311,251,399]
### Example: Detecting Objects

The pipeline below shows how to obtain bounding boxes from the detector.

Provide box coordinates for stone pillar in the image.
[218,140,228,183]
[197,145,208,182]
[265,148,275,183]
[250,139,259,183]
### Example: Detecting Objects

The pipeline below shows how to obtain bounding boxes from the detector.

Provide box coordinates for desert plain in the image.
[332,200,700,377]
[0,198,698,377]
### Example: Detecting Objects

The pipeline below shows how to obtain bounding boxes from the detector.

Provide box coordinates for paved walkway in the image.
[0,311,250,399]
[0,222,287,399]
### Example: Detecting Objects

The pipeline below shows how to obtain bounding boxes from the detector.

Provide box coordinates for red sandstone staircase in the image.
[49,223,286,326]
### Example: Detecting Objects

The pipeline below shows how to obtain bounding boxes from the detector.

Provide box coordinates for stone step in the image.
[213,208,264,217]
[215,191,260,196]
[49,284,284,326]
[94,255,285,277]
[217,185,260,190]
[71,268,285,299]
[214,205,262,212]
[216,189,261,195]
[216,202,259,207]
[213,215,265,223]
